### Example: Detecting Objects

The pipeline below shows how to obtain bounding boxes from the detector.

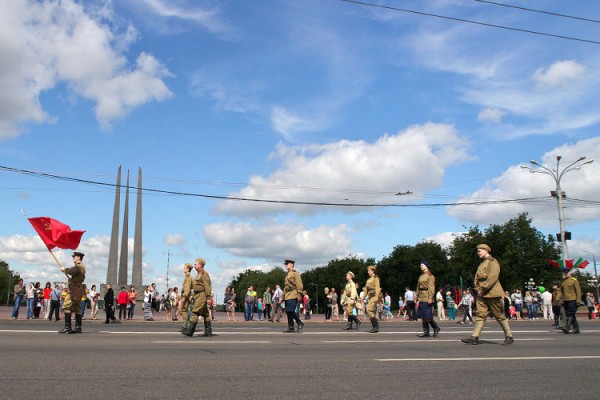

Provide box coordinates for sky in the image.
[1,0,600,301]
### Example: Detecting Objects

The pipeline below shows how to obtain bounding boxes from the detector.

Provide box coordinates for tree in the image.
[228,267,287,309]
[0,260,19,305]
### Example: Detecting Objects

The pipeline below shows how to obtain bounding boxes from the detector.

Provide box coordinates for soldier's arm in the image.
[374,278,381,301]
[479,260,500,293]
[428,276,435,303]
[63,265,80,276]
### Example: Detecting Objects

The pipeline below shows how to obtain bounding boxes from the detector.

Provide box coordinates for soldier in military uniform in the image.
[560,267,582,334]
[415,261,440,337]
[179,263,193,332]
[360,265,381,333]
[58,251,86,334]
[461,244,514,345]
[182,258,213,337]
[283,259,304,333]
[550,282,563,328]
[342,271,361,330]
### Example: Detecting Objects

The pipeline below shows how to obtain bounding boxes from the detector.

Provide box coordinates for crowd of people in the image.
[9,245,599,341]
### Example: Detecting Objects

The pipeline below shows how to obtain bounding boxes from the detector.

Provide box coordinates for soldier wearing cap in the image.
[360,265,381,333]
[415,261,440,337]
[58,251,86,334]
[183,258,213,337]
[283,259,304,333]
[551,282,564,328]
[342,271,361,330]
[560,267,582,334]
[179,263,193,333]
[461,244,514,345]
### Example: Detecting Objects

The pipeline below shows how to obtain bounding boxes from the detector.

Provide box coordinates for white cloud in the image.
[478,108,505,123]
[0,0,172,138]
[448,137,600,227]
[425,231,466,249]
[214,123,471,216]
[533,60,586,88]
[204,222,353,265]
[164,233,186,246]
[270,106,322,139]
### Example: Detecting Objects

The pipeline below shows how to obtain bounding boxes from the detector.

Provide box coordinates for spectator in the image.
[150,283,158,315]
[330,288,339,321]
[33,282,44,319]
[43,282,52,319]
[244,286,257,321]
[163,289,172,321]
[225,287,237,322]
[586,293,595,320]
[404,287,417,321]
[436,289,446,321]
[170,288,179,321]
[270,285,282,323]
[104,284,118,324]
[48,284,62,322]
[263,287,272,321]
[541,289,553,320]
[303,292,311,320]
[117,287,129,320]
[89,284,100,320]
[384,292,393,320]
[26,282,36,319]
[127,286,137,320]
[525,291,534,320]
[511,289,523,320]
[397,296,405,319]
[80,284,89,320]
[458,289,473,324]
[257,298,263,321]
[446,291,457,321]
[143,285,154,321]
[11,278,25,319]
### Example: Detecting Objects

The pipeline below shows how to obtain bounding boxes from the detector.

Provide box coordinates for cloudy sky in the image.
[1,0,599,300]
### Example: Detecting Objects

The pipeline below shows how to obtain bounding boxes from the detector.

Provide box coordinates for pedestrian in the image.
[550,282,563,327]
[104,283,118,324]
[127,286,137,320]
[416,261,441,337]
[271,284,283,322]
[80,284,89,320]
[170,287,179,321]
[330,288,339,321]
[263,287,272,321]
[541,288,553,320]
[11,278,25,319]
[282,259,304,333]
[143,285,154,321]
[244,286,257,321]
[164,288,172,321]
[511,289,523,319]
[43,282,52,319]
[404,287,417,321]
[26,282,35,319]
[458,289,474,324]
[446,291,457,321]
[48,284,62,322]
[33,282,43,319]
[90,284,99,320]
[436,289,446,321]
[384,292,393,320]
[342,271,361,330]
[58,251,87,334]
[586,293,595,320]
[224,287,235,322]
[118,286,129,320]
[397,296,405,319]
[257,298,263,321]
[182,257,213,337]
[150,283,158,315]
[178,263,192,331]
[560,267,582,334]
[360,265,381,333]
[461,244,514,345]
[324,287,332,321]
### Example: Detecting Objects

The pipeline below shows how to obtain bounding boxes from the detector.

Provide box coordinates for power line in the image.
[339,0,600,45]
[0,164,568,209]
[474,0,600,24]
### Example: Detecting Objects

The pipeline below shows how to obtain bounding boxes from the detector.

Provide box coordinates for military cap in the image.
[476,244,492,252]
[347,271,355,278]
[195,257,206,266]
[284,259,295,265]
[72,251,85,259]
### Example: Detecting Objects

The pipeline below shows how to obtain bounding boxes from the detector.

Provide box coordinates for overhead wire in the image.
[339,0,600,45]
[473,0,600,24]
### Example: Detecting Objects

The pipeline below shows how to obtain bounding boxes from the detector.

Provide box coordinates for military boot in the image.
[418,322,430,337]
[58,313,72,334]
[561,317,573,334]
[343,319,353,330]
[369,317,379,333]
[461,336,479,345]
[354,316,361,330]
[69,314,82,334]
[180,317,190,333]
[572,318,580,334]
[201,319,213,337]
[183,321,197,337]
[430,320,441,337]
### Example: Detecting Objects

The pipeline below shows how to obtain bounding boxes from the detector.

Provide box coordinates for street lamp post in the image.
[521,156,593,262]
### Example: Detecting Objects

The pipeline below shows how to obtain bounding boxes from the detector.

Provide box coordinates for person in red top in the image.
[43,282,53,320]
[117,287,129,321]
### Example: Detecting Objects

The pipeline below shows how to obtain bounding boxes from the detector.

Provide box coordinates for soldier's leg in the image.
[472,297,489,337]
[489,298,512,339]
[59,294,73,334]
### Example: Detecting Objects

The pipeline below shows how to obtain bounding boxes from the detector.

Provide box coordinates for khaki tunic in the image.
[361,276,381,318]
[415,273,435,303]
[283,269,303,301]
[62,261,86,315]
[344,280,358,315]
[190,270,212,323]
[178,272,192,318]
[561,276,581,302]
[552,288,563,306]
[474,257,504,298]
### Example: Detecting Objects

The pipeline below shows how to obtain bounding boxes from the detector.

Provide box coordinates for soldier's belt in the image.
[194,290,205,293]
[368,291,375,296]
[419,287,426,290]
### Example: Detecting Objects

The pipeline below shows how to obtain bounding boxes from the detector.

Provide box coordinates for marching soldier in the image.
[179,263,193,332]
[283,259,304,333]
[182,258,213,337]
[462,244,514,345]
[360,265,381,333]
[58,251,86,334]
[551,282,564,328]
[342,271,361,330]
[560,267,582,334]
[415,261,440,337]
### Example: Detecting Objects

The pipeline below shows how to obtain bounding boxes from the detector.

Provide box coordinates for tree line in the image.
[227,213,594,313]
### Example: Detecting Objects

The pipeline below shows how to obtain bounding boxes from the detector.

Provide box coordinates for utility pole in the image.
[521,156,593,262]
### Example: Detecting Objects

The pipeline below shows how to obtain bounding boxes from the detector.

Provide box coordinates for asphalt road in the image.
[1,316,599,399]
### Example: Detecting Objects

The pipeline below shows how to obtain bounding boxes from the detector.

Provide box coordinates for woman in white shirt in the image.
[89,285,99,320]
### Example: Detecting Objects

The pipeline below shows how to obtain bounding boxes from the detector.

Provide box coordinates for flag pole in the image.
[21,209,65,271]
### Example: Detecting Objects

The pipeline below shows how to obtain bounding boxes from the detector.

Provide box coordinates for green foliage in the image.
[225,213,563,312]
[0,260,20,305]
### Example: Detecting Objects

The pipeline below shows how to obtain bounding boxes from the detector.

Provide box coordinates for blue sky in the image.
[1,0,599,300]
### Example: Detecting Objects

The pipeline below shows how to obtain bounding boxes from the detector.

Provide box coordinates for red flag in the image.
[28,217,85,250]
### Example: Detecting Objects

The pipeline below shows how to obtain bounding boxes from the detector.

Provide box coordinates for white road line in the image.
[153,340,271,344]
[376,355,600,362]
[323,338,555,344]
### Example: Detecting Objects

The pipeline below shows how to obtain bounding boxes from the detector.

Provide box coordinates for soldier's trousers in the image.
[190,293,209,324]
[473,296,512,337]
[62,292,81,316]
[366,298,377,319]
[179,297,191,320]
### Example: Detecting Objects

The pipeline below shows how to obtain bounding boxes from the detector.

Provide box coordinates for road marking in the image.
[376,355,600,362]
[323,338,555,344]
[153,340,271,344]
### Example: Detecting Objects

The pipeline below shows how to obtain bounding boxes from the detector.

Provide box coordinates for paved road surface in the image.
[1,312,599,399]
